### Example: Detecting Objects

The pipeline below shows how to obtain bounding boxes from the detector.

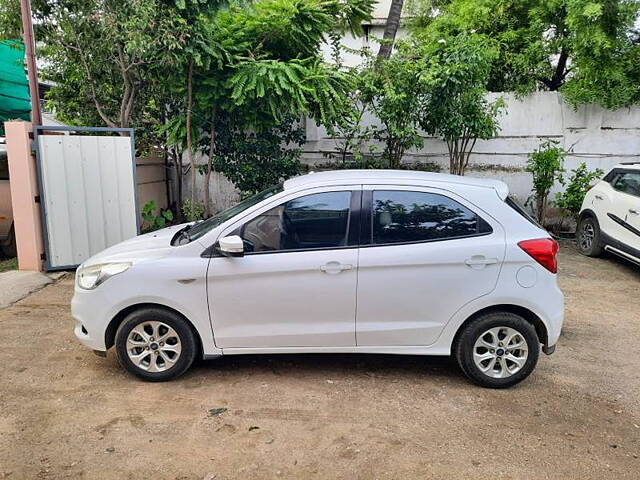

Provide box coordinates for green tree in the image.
[409,0,640,108]
[360,53,424,168]
[160,0,374,214]
[526,140,566,223]
[414,34,504,175]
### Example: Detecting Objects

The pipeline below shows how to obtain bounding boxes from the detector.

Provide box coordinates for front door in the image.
[208,188,360,348]
[608,170,640,250]
[356,187,505,346]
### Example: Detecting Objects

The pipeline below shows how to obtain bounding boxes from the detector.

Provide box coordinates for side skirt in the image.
[217,346,450,356]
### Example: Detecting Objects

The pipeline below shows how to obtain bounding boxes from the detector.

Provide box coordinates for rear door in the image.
[355,186,505,346]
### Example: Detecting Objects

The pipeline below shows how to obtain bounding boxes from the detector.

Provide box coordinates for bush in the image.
[555,163,604,219]
[181,199,205,222]
[204,116,305,199]
[526,140,565,223]
[141,201,174,233]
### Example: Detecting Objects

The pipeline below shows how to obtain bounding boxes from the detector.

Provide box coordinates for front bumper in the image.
[71,286,111,352]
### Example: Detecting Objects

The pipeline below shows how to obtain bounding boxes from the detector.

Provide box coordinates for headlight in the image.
[77,262,132,290]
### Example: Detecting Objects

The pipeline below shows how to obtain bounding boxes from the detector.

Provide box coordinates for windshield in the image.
[187,184,283,241]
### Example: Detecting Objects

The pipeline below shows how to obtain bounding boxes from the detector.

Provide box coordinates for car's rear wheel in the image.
[577,216,603,257]
[115,308,197,381]
[455,312,540,388]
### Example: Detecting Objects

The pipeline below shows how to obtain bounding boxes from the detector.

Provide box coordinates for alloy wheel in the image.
[579,222,595,251]
[472,327,529,379]
[126,321,182,372]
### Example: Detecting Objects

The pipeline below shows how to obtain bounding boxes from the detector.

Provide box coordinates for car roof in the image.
[284,169,509,200]
[615,162,640,171]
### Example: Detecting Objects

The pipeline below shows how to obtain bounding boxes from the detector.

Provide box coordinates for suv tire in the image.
[577,215,604,257]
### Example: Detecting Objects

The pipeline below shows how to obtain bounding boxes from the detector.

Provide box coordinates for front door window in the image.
[240,191,352,253]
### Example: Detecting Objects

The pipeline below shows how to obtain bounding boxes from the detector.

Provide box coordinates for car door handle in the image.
[629,209,639,215]
[320,262,353,274]
[465,256,499,269]
[594,194,604,200]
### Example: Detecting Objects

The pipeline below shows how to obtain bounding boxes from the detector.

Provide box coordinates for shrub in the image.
[141,201,174,233]
[555,163,604,220]
[526,140,565,223]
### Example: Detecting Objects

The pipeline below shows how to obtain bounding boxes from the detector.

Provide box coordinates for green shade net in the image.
[0,39,31,135]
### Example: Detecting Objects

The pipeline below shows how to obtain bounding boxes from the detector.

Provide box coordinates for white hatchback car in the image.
[72,170,564,388]
[577,163,640,265]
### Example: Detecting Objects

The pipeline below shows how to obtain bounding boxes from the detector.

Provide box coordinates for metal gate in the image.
[33,126,139,270]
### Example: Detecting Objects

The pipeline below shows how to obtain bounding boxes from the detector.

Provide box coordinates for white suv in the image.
[577,163,640,265]
[72,170,564,388]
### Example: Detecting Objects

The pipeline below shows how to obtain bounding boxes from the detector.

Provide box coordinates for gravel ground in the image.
[1,242,639,480]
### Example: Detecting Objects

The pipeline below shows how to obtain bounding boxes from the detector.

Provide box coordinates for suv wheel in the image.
[115,308,197,381]
[455,312,540,388]
[577,216,603,257]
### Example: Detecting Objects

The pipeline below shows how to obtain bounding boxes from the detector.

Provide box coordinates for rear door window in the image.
[370,190,492,245]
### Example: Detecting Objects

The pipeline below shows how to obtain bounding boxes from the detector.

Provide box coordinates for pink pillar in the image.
[5,121,44,271]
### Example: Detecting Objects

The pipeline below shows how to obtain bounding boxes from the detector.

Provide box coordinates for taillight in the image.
[518,238,559,273]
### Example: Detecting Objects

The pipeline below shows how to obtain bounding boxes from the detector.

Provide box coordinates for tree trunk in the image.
[185,60,196,207]
[541,48,569,91]
[377,0,404,60]
[204,108,216,218]
[536,195,546,224]
[173,147,184,222]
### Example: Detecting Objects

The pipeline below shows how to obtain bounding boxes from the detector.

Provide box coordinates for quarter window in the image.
[371,190,492,245]
[241,191,351,253]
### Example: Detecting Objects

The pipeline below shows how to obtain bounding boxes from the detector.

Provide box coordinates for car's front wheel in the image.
[115,308,197,381]
[455,312,540,388]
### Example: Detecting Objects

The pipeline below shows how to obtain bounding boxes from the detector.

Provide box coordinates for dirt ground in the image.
[1,243,639,480]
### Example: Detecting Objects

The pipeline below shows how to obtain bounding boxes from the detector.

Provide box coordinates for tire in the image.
[115,308,197,382]
[576,215,603,257]
[455,312,540,389]
[0,226,17,258]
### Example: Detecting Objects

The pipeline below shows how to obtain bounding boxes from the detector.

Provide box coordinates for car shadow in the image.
[189,352,463,383]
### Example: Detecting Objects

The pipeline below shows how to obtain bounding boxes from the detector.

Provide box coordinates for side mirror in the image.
[216,235,244,257]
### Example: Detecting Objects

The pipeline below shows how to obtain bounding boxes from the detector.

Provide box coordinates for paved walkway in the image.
[0,270,65,309]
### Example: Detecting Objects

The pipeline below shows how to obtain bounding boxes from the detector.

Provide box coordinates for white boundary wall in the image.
[188,92,640,211]
[303,92,640,201]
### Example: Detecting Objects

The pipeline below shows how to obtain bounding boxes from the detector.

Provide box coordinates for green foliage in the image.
[323,64,378,164]
[555,163,604,218]
[360,53,424,168]
[199,116,304,197]
[182,198,206,221]
[526,140,566,223]
[413,33,504,175]
[141,201,174,232]
[409,0,640,108]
